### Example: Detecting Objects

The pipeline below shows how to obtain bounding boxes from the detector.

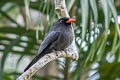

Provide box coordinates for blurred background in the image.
[0,0,120,80]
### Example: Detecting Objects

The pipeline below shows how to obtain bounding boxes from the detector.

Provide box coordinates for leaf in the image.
[96,34,107,61]
[107,0,120,37]
[101,0,111,30]
[66,0,75,12]
[85,32,104,64]
[15,55,24,71]
[0,26,43,79]
[0,27,43,38]
[81,0,89,40]
[111,30,118,55]
[90,0,98,25]
[0,37,21,79]
[118,48,120,62]
[0,10,21,27]
[24,0,32,29]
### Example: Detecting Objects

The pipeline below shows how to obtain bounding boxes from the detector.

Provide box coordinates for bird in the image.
[24,17,76,72]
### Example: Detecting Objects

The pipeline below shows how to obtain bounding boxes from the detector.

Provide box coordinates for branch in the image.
[55,0,78,80]
[17,0,79,80]
[55,0,69,17]
[17,51,78,80]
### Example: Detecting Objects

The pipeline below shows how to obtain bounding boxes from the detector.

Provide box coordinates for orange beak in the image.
[66,18,76,23]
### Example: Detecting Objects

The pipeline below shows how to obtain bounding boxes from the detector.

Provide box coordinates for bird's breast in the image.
[55,30,73,50]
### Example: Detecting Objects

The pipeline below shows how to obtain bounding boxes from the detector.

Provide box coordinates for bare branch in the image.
[55,0,69,17]
[17,51,78,80]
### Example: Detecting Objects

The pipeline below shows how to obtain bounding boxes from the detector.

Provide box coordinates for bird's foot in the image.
[52,50,59,56]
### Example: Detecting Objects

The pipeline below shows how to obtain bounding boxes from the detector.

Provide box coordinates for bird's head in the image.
[57,17,76,25]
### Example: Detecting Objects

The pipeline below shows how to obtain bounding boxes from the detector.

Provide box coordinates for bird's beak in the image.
[66,18,76,23]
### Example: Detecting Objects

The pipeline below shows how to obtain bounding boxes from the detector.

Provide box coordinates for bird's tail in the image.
[24,53,45,72]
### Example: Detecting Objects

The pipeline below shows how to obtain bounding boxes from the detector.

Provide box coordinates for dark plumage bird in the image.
[24,17,76,71]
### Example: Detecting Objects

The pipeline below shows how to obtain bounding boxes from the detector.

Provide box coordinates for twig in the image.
[64,58,71,80]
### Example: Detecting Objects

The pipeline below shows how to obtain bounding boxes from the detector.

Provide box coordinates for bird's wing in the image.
[24,31,59,72]
[37,31,59,54]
